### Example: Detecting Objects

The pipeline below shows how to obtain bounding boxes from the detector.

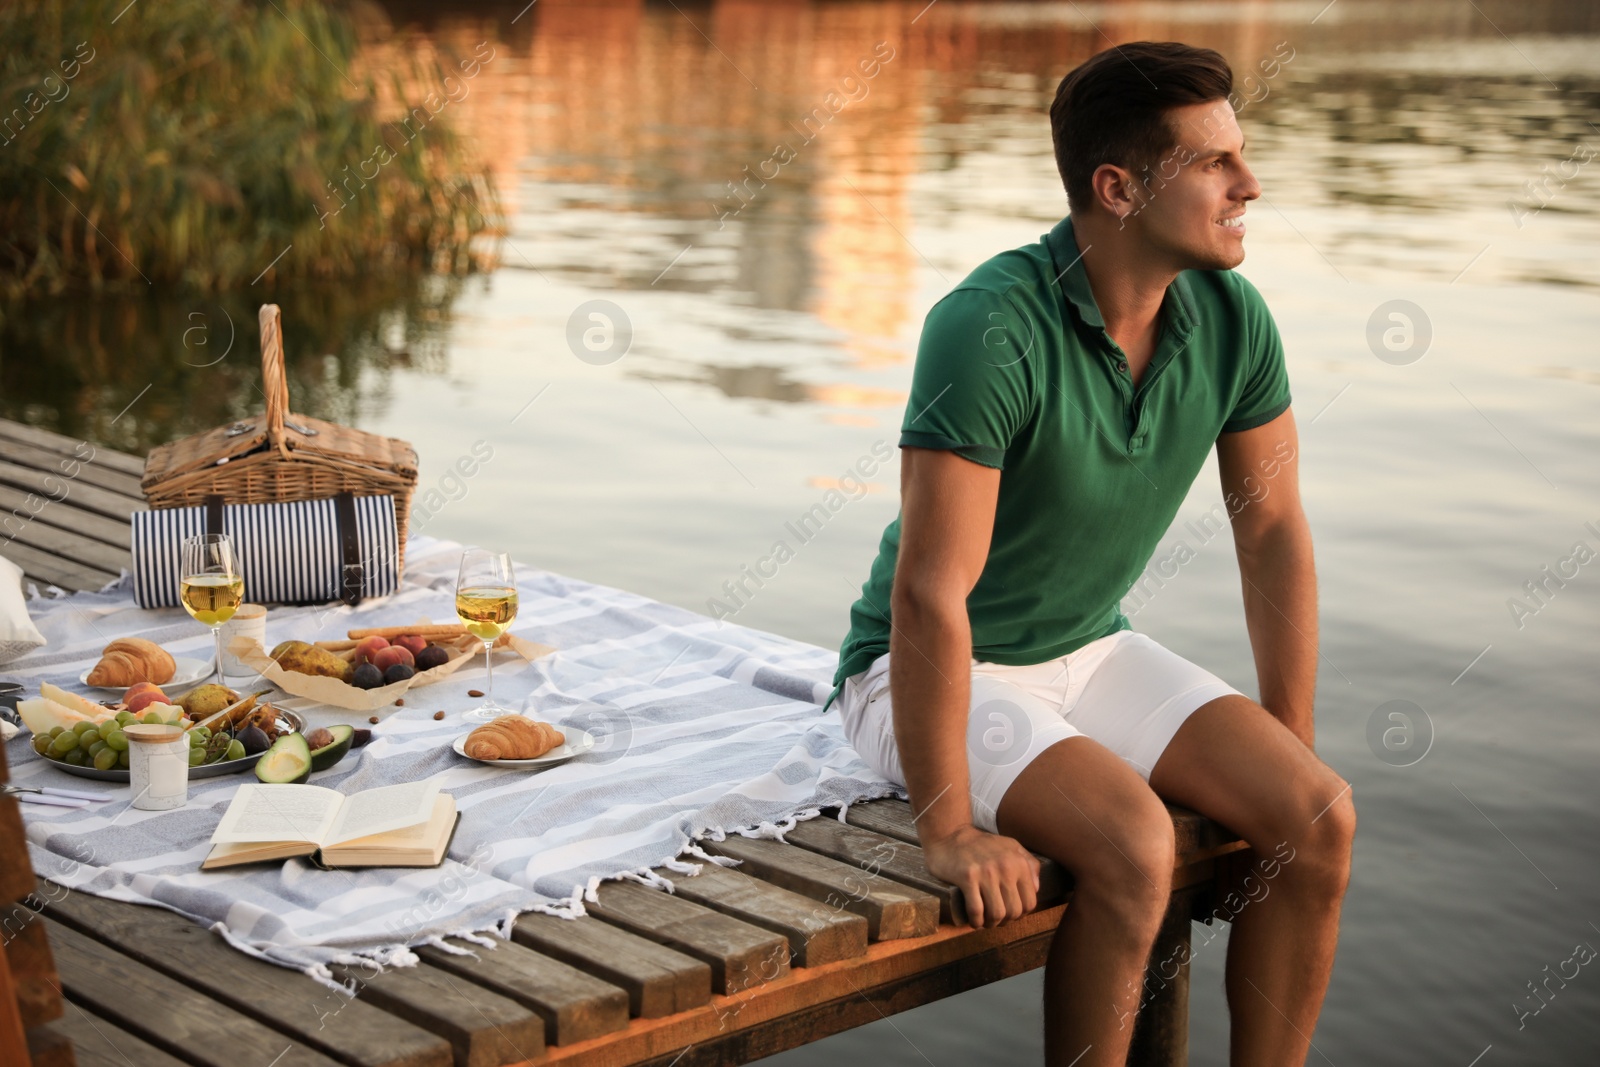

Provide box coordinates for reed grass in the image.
[0,0,499,298]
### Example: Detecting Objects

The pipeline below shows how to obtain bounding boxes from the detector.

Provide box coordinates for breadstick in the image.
[327,631,512,648]
[345,623,469,640]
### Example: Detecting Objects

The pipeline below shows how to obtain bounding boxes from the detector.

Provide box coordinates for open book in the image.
[203,778,458,870]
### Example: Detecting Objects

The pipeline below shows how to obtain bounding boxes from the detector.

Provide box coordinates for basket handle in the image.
[259,304,291,452]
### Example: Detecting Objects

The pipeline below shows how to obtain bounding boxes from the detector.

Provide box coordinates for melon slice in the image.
[16,697,92,736]
[40,682,113,719]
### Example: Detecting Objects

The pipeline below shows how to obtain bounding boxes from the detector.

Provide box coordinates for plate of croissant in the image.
[453,715,594,768]
[78,638,211,692]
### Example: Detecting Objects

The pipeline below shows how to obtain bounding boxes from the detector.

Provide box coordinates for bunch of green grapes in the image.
[32,713,243,772]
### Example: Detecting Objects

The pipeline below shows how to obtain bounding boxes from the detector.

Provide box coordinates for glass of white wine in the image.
[180,533,244,686]
[456,548,519,723]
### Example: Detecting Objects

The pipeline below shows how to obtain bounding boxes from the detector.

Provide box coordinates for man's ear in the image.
[1090,162,1142,221]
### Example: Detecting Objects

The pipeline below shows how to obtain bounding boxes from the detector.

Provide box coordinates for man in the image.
[825,42,1354,1067]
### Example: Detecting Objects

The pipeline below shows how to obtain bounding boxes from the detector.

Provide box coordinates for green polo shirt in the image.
[825,215,1291,711]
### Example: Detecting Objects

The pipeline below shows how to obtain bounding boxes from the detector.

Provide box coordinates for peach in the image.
[354,636,390,664]
[123,682,168,713]
[393,634,428,657]
[372,645,414,671]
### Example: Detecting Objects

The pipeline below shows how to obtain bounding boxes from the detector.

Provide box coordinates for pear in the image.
[178,683,243,721]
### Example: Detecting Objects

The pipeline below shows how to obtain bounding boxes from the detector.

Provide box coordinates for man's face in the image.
[1125,99,1261,271]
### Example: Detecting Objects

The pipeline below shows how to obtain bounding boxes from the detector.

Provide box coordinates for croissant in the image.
[465,716,564,760]
[86,637,176,687]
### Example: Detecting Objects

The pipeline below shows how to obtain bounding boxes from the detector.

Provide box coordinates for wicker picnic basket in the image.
[140,304,419,572]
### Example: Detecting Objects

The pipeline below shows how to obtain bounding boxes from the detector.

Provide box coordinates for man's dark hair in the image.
[1050,42,1234,213]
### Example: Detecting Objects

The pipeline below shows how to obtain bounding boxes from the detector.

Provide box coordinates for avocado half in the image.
[255,733,312,785]
[308,724,354,772]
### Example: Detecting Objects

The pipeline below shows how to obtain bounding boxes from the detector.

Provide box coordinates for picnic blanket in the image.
[2,534,905,986]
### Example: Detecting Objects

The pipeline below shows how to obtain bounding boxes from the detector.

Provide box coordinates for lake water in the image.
[5,0,1599,1062]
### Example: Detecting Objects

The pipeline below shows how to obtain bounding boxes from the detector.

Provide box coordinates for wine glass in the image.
[456,549,518,723]
[180,533,244,686]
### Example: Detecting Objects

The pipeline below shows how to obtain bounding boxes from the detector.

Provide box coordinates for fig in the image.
[414,644,450,671]
[383,663,415,685]
[350,727,373,748]
[351,663,384,690]
[237,724,271,755]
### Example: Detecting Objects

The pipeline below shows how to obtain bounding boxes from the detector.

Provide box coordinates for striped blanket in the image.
[2,534,904,983]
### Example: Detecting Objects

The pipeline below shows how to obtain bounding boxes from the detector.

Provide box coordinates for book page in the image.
[320,795,456,867]
[202,839,318,870]
[325,778,442,846]
[210,784,343,845]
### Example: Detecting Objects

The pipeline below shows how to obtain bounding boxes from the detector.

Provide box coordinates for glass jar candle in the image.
[125,723,189,810]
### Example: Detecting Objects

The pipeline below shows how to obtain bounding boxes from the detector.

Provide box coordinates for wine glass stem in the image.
[212,626,225,685]
[483,639,494,705]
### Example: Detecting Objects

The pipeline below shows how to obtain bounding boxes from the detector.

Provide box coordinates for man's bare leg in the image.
[1149,695,1355,1067]
[996,736,1179,1067]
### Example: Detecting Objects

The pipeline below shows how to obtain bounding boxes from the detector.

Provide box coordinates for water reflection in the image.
[0,275,473,452]
[6,0,1597,432]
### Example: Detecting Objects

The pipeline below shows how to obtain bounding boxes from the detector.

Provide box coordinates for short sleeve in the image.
[1221,275,1292,434]
[899,289,1035,469]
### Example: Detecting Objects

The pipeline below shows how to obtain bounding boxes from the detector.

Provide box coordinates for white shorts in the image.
[836,630,1244,834]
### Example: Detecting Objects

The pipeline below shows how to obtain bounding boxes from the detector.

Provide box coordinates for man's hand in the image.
[921,824,1041,928]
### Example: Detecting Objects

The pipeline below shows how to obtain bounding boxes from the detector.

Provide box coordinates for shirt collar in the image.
[1044,215,1199,338]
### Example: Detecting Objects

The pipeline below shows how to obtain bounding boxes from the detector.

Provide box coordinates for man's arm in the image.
[1216,407,1318,748]
[891,446,1040,927]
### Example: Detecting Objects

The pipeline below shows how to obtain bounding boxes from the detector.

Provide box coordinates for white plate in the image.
[452,726,594,768]
[78,655,213,694]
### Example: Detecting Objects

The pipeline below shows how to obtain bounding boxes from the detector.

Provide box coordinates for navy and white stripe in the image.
[131,496,400,608]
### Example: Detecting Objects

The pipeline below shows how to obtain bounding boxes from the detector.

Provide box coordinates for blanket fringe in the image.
[683,842,739,867]
[619,867,677,892]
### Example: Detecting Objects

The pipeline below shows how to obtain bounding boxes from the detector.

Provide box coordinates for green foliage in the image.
[0,0,500,296]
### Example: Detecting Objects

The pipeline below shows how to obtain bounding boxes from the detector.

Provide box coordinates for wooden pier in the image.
[1,418,1246,1067]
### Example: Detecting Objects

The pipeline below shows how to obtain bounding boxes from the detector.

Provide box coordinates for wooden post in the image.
[1126,885,1195,1067]
[1,741,75,1067]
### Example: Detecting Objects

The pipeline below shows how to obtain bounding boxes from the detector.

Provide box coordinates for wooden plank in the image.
[783,817,967,924]
[0,483,134,549]
[510,913,711,1020]
[586,881,789,996]
[24,1022,75,1067]
[0,437,144,500]
[41,883,450,1067]
[1,540,119,594]
[837,798,922,844]
[534,902,1069,1066]
[5,912,63,1027]
[0,460,146,524]
[658,864,867,968]
[0,421,144,477]
[416,936,629,1047]
[2,515,130,576]
[700,836,938,941]
[49,1001,187,1067]
[43,916,341,1067]
[329,959,544,1067]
